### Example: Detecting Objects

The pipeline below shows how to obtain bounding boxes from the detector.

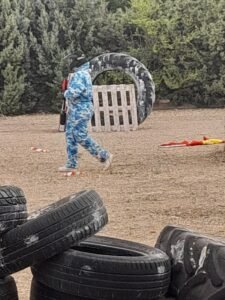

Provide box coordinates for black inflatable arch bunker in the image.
[89,53,155,125]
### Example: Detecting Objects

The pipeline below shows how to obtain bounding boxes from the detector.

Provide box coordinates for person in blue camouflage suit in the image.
[58,55,113,172]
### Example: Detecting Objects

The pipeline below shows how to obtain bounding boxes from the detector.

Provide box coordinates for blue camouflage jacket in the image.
[64,62,93,105]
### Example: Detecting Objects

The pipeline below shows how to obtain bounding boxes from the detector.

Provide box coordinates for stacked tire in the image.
[0,185,28,300]
[0,185,28,234]
[0,189,108,299]
[0,276,18,300]
[155,225,225,300]
[0,186,172,300]
[31,236,171,300]
[25,190,171,300]
[0,190,108,277]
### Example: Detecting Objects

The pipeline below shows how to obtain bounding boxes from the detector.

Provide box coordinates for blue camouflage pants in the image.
[65,101,109,168]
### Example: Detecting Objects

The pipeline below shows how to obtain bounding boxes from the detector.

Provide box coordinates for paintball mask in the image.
[68,53,88,71]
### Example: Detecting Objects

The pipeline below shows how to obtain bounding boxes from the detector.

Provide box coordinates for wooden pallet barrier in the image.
[91,84,138,132]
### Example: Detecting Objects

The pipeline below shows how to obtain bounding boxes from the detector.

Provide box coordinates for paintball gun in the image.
[58,78,68,131]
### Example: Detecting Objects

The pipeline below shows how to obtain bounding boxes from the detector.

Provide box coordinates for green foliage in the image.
[106,0,131,12]
[1,0,225,114]
[0,0,128,115]
[0,0,26,115]
[58,0,127,60]
[30,0,66,112]
[127,0,225,106]
[94,70,133,85]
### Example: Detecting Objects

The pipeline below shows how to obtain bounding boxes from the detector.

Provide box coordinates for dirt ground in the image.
[1,108,225,299]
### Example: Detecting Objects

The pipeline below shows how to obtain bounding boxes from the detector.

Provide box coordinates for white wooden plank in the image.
[129,84,138,130]
[92,86,102,132]
[120,85,130,131]
[111,85,120,131]
[102,86,111,132]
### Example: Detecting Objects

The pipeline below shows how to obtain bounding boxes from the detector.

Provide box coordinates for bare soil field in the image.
[1,108,225,299]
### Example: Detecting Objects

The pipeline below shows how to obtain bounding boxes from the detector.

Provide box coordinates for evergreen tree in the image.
[32,0,66,111]
[57,0,127,62]
[16,0,128,113]
[127,0,225,106]
[1,0,129,114]
[0,0,26,115]
[17,0,38,112]
[202,0,225,105]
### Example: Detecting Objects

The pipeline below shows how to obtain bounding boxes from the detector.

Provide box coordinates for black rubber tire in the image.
[30,279,176,300]
[0,186,28,234]
[32,235,171,300]
[30,280,177,300]
[0,190,108,277]
[0,276,18,299]
[155,225,204,296]
[30,278,91,300]
[155,225,225,300]
[90,52,155,124]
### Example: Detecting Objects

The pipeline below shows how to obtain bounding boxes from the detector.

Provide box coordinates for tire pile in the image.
[155,225,225,300]
[0,185,171,300]
[1,186,224,300]
[0,186,27,300]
